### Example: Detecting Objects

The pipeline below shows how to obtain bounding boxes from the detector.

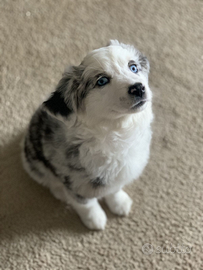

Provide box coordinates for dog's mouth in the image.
[131,99,148,109]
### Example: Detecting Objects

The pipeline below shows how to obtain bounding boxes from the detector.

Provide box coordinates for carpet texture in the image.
[0,0,203,269]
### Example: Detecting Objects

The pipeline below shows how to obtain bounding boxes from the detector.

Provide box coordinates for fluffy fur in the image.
[22,40,153,230]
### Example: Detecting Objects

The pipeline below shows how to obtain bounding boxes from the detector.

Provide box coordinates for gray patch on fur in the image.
[65,144,81,158]
[63,176,72,190]
[139,54,150,72]
[24,108,81,182]
[74,194,88,204]
[63,65,87,110]
[25,110,60,177]
[91,177,105,188]
[68,164,85,172]
[24,137,44,177]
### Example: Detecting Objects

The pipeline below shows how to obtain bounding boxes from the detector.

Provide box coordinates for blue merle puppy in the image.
[22,40,153,230]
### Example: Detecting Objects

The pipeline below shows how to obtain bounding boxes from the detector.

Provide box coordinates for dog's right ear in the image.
[106,39,120,46]
[43,66,75,117]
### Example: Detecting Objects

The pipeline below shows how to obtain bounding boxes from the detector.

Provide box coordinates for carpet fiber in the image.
[0,0,203,269]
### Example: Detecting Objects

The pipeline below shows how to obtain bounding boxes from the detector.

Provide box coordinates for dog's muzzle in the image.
[128,83,145,98]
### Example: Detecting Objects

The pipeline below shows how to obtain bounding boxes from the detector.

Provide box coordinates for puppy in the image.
[22,40,153,230]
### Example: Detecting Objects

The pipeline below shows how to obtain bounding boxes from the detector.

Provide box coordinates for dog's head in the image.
[44,40,152,121]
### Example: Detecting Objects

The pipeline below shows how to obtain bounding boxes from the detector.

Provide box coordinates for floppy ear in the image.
[107,39,120,46]
[43,65,85,117]
[43,66,75,117]
[139,54,150,73]
[107,40,135,52]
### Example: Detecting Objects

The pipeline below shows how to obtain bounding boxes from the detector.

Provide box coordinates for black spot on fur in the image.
[68,164,85,172]
[43,119,60,141]
[76,194,84,200]
[63,176,72,190]
[24,138,44,177]
[43,91,72,117]
[66,144,81,158]
[24,138,33,163]
[91,177,105,188]
[44,126,53,136]
[75,194,88,204]
[43,126,55,142]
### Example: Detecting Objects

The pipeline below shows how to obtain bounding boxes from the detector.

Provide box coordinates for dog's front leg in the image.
[104,189,133,216]
[70,197,107,230]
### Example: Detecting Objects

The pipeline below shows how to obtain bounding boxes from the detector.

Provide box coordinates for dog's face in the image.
[45,40,152,121]
[82,40,152,120]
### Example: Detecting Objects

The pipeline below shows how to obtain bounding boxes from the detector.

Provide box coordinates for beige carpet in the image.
[0,0,203,269]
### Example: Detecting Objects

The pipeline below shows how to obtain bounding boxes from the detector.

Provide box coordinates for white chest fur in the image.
[77,105,153,195]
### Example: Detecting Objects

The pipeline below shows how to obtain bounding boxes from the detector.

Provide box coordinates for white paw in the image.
[73,200,107,230]
[81,206,107,230]
[105,190,133,216]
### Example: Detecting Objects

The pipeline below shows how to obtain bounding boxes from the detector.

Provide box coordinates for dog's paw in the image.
[105,190,133,216]
[77,202,107,230]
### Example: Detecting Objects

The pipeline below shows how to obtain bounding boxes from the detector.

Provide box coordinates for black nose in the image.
[128,83,145,98]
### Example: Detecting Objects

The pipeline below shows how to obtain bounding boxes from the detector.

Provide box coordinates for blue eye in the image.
[97,77,109,87]
[129,64,138,73]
